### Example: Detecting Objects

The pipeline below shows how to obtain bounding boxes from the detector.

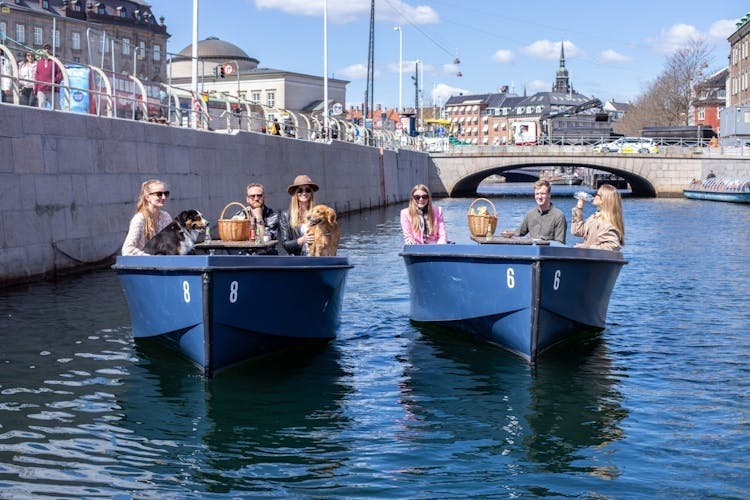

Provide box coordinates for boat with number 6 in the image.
[400,238,626,362]
[113,254,352,377]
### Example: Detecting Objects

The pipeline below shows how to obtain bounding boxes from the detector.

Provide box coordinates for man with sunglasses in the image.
[501,179,567,244]
[236,182,279,254]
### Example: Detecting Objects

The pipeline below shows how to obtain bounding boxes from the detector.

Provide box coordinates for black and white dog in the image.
[143,210,208,255]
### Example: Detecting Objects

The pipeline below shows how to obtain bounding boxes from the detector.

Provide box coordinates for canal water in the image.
[1,184,748,498]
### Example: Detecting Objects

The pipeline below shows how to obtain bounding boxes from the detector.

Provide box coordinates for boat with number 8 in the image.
[113,254,352,377]
[400,238,626,362]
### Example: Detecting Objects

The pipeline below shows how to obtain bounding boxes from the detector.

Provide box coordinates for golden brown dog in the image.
[306,204,340,256]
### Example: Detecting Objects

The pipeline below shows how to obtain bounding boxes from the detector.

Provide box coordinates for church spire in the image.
[553,40,570,94]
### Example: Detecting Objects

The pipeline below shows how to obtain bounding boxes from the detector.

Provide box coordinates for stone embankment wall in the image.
[0,105,431,287]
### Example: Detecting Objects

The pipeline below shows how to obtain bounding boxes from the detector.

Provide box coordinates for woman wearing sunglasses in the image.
[279,174,318,255]
[571,183,625,251]
[400,184,447,245]
[121,179,173,255]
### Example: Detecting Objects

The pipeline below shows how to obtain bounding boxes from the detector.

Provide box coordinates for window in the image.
[139,41,145,57]
[251,91,260,103]
[54,29,60,48]
[152,44,161,62]
[0,22,6,39]
[122,38,130,55]
[16,24,25,44]
[117,6,127,18]
[153,66,160,74]
[698,107,705,120]
[72,32,81,50]
[266,91,276,108]
[73,0,82,12]
[42,0,49,8]
[73,56,80,63]
[97,3,106,14]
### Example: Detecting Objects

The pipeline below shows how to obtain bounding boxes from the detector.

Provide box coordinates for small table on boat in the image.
[471,235,550,245]
[194,240,278,255]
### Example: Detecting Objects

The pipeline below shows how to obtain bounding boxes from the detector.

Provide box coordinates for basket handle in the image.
[468,197,497,217]
[220,201,250,220]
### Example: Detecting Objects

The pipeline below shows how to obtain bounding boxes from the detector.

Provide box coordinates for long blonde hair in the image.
[287,189,316,229]
[134,179,167,240]
[597,183,625,245]
[408,184,436,236]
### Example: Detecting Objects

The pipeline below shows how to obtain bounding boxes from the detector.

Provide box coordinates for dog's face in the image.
[176,210,208,233]
[307,205,337,227]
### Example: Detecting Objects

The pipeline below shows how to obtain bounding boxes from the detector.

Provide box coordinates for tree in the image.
[615,38,715,135]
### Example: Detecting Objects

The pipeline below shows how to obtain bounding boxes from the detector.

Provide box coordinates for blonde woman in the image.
[571,183,625,251]
[400,184,447,244]
[121,179,173,255]
[279,174,318,255]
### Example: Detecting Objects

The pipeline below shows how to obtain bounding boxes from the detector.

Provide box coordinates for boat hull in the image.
[401,243,626,362]
[683,190,750,203]
[114,255,352,376]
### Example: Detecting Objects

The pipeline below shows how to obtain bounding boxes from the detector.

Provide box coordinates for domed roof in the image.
[175,37,259,71]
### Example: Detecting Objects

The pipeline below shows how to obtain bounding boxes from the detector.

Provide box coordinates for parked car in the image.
[593,137,659,154]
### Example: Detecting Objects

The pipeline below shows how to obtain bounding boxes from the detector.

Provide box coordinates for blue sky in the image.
[148,0,746,109]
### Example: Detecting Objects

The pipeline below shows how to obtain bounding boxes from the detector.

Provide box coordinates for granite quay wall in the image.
[0,105,431,288]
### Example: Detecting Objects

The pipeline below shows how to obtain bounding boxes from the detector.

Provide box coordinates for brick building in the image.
[0,0,168,82]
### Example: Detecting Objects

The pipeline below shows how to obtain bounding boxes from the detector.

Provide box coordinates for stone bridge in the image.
[427,148,750,197]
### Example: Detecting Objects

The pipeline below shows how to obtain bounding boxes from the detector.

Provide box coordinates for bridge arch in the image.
[449,160,656,197]
[428,151,718,198]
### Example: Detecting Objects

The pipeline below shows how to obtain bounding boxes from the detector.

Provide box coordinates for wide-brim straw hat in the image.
[287,174,320,195]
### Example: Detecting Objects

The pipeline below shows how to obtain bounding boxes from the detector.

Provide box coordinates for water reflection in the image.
[119,341,353,495]
[401,325,627,480]
[524,339,627,476]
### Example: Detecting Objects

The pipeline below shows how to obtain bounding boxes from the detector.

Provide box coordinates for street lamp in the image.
[393,26,402,114]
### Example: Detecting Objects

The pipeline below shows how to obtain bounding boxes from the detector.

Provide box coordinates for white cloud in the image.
[526,80,548,93]
[654,23,703,54]
[598,49,630,63]
[255,0,438,24]
[338,63,381,80]
[709,19,738,39]
[431,83,470,105]
[492,50,514,64]
[520,39,581,60]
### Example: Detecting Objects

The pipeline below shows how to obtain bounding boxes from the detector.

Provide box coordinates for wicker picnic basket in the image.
[467,197,498,238]
[217,202,251,241]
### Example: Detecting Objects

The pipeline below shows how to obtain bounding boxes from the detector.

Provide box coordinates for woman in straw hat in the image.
[279,174,319,255]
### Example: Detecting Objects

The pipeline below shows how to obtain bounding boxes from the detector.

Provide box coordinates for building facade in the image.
[168,37,348,114]
[692,68,727,133]
[720,12,750,144]
[0,0,168,82]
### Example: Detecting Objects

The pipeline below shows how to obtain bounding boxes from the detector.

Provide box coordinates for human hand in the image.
[405,237,416,245]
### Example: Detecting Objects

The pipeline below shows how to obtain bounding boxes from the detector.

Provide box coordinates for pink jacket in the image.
[400,206,447,244]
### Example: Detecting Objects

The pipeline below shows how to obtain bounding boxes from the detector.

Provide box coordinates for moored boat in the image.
[113,254,352,376]
[400,238,626,362]
[683,177,750,203]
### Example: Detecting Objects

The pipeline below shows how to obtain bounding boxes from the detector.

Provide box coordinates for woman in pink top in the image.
[400,184,447,245]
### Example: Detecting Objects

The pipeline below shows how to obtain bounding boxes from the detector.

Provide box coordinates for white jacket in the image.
[0,56,12,92]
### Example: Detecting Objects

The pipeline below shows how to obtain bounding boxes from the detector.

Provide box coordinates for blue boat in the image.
[400,239,626,362]
[683,178,750,203]
[113,254,352,376]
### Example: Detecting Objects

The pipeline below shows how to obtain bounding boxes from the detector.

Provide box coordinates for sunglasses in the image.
[247,194,264,199]
[413,194,429,201]
[150,191,170,198]
[296,187,313,195]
